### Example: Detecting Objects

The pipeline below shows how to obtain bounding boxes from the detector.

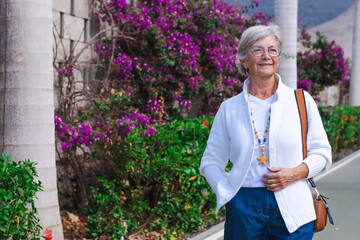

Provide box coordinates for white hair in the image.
[235,24,282,76]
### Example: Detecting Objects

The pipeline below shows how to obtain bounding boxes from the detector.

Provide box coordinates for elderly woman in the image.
[200,24,331,239]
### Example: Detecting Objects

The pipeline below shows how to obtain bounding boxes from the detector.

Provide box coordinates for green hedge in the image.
[84,106,359,239]
[84,117,220,239]
[0,154,43,239]
[319,105,360,154]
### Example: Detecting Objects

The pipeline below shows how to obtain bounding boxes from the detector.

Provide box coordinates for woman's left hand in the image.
[262,163,309,192]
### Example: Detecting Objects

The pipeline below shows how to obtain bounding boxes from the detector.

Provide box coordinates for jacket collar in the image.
[242,73,288,103]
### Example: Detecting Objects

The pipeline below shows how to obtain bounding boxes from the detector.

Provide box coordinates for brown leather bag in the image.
[295,89,334,232]
[312,194,327,231]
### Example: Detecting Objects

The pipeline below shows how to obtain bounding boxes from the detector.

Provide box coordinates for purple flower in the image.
[141,126,156,137]
[117,116,134,134]
[61,141,72,151]
[179,98,193,110]
[297,78,312,90]
[54,116,62,125]
[96,132,105,138]
[113,53,133,80]
[145,97,163,114]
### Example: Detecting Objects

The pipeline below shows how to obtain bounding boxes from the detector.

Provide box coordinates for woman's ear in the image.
[240,59,248,71]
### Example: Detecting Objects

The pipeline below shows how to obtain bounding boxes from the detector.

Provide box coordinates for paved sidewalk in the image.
[190,150,360,240]
[313,150,360,240]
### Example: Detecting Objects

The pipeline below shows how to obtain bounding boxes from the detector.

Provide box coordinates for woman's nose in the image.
[261,50,271,59]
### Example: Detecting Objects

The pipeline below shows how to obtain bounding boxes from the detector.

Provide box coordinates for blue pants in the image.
[224,187,314,240]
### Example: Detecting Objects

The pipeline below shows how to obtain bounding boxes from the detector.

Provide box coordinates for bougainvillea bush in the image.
[297,27,350,97]
[93,0,269,119]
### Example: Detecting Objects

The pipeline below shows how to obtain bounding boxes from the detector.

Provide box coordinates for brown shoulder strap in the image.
[295,90,334,225]
[295,89,308,159]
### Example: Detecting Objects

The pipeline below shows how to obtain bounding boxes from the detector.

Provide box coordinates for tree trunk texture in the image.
[274,0,298,89]
[0,0,63,238]
[350,0,360,105]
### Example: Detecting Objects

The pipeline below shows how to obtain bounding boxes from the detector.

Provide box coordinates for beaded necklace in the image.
[247,83,276,166]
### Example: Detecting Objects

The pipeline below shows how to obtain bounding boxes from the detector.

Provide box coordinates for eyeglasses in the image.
[249,46,280,57]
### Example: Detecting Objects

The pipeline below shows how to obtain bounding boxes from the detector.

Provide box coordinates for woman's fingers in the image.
[262,167,294,191]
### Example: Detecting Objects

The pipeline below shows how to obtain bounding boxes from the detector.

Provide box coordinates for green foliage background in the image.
[0,154,43,240]
[84,117,219,239]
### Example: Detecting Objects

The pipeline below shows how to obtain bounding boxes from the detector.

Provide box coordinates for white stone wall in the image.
[318,85,341,106]
[52,2,92,66]
[53,0,90,41]
[52,0,136,109]
[52,0,94,110]
[52,0,135,64]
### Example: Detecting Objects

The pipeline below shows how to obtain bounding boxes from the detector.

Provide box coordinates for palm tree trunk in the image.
[0,0,63,238]
[274,0,298,89]
[350,0,360,105]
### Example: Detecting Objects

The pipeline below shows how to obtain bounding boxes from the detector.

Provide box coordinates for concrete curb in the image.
[189,222,224,240]
[314,149,360,181]
[188,149,360,240]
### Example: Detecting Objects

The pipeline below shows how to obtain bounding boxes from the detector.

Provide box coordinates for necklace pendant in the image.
[257,152,269,166]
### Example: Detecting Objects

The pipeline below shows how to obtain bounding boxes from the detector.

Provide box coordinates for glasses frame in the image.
[249,46,281,57]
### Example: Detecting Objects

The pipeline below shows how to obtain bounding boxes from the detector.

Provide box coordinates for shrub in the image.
[84,117,221,238]
[297,28,350,97]
[0,154,43,239]
[319,106,360,154]
[85,177,136,239]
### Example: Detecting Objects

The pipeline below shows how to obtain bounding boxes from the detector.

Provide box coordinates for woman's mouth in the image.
[258,63,273,67]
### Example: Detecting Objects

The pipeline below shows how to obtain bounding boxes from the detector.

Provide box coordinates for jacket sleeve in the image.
[303,91,332,178]
[199,103,230,194]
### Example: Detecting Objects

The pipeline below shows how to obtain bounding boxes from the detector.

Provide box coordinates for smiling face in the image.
[240,35,280,80]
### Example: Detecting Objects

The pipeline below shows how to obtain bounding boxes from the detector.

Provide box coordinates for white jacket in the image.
[200,75,332,233]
